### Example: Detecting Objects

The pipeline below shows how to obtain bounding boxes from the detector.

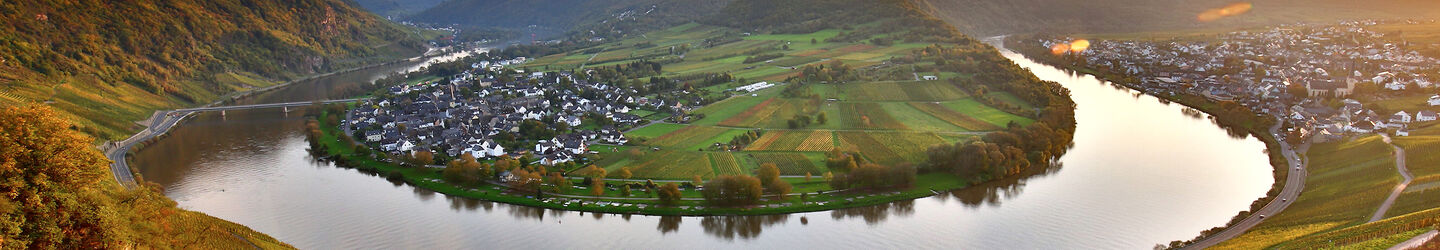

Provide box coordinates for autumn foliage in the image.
[0,105,290,248]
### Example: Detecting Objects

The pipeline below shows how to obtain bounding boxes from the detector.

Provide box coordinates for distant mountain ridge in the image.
[916,0,1440,36]
[0,0,428,138]
[348,0,447,18]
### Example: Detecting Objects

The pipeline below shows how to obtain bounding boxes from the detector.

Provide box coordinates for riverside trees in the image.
[702,175,764,206]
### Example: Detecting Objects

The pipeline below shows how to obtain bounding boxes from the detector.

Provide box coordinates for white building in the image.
[734,82,775,92]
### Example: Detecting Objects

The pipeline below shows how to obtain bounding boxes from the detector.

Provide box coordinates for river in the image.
[132,42,1274,249]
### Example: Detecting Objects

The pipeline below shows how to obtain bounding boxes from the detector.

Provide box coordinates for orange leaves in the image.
[0,105,107,190]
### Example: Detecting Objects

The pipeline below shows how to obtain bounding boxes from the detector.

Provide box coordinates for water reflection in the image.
[831,200,915,225]
[133,42,1275,249]
[700,215,790,240]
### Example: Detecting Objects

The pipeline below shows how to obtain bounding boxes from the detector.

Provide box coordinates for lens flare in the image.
[1069,39,1091,53]
[1198,2,1252,22]
[1050,43,1071,55]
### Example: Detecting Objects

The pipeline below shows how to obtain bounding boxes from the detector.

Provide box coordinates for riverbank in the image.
[1000,37,1296,248]
[311,108,984,216]
[102,45,479,188]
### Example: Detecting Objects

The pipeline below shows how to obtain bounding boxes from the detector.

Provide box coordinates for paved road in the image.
[1183,121,1309,249]
[1371,133,1413,222]
[103,110,191,189]
[174,98,365,113]
[1388,229,1438,250]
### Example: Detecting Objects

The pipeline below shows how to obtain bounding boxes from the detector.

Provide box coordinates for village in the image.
[344,57,737,167]
[1034,19,1440,143]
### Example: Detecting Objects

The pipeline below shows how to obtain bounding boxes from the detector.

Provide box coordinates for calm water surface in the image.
[134,43,1273,249]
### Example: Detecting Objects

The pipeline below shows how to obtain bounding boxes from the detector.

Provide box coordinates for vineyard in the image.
[646,126,732,148]
[745,130,835,151]
[840,81,969,101]
[840,103,908,130]
[710,152,748,176]
[910,102,1002,131]
[751,153,823,175]
[837,132,906,165]
[626,151,719,179]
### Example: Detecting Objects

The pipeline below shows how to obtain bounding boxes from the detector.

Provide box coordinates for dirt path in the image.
[1371,134,1413,222]
[1388,229,1437,250]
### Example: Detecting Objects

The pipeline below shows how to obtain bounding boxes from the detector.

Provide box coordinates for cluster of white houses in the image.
[347,62,680,166]
[1038,19,1440,142]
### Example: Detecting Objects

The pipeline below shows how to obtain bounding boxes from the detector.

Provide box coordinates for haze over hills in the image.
[347,0,447,18]
[917,0,1440,36]
[407,0,732,31]
[0,0,429,139]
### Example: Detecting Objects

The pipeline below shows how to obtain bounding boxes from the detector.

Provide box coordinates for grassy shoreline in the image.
[312,109,976,216]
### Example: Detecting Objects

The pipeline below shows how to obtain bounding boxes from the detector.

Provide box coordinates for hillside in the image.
[348,0,446,18]
[0,0,429,139]
[407,0,731,37]
[917,0,1440,36]
[0,105,292,249]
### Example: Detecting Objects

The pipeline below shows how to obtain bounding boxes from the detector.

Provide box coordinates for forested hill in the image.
[0,0,428,139]
[917,0,1440,36]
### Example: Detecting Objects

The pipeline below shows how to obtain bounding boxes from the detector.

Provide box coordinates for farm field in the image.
[745,130,835,152]
[624,123,687,139]
[643,125,739,149]
[940,98,1035,127]
[523,23,1025,182]
[749,152,826,175]
[839,102,908,130]
[1218,135,1401,249]
[838,81,970,101]
[910,102,1001,131]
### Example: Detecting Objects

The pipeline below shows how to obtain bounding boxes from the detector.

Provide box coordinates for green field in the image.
[519,22,1031,182]
[838,81,970,101]
[1219,135,1401,249]
[625,123,687,139]
[940,98,1035,127]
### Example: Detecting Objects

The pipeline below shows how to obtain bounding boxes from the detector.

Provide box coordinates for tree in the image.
[769,181,793,200]
[621,185,632,196]
[353,145,371,157]
[412,150,434,167]
[701,175,763,206]
[692,175,704,186]
[657,183,682,205]
[0,105,116,247]
[811,38,818,44]
[547,172,572,193]
[583,165,608,182]
[805,172,812,182]
[757,163,780,186]
[816,112,827,124]
[618,167,634,179]
[591,180,606,197]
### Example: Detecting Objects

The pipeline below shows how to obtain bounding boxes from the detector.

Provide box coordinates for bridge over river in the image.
[101,98,368,189]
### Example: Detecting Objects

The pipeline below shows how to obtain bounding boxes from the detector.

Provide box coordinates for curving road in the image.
[1183,121,1309,249]
[1371,133,1412,222]
[103,111,190,189]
